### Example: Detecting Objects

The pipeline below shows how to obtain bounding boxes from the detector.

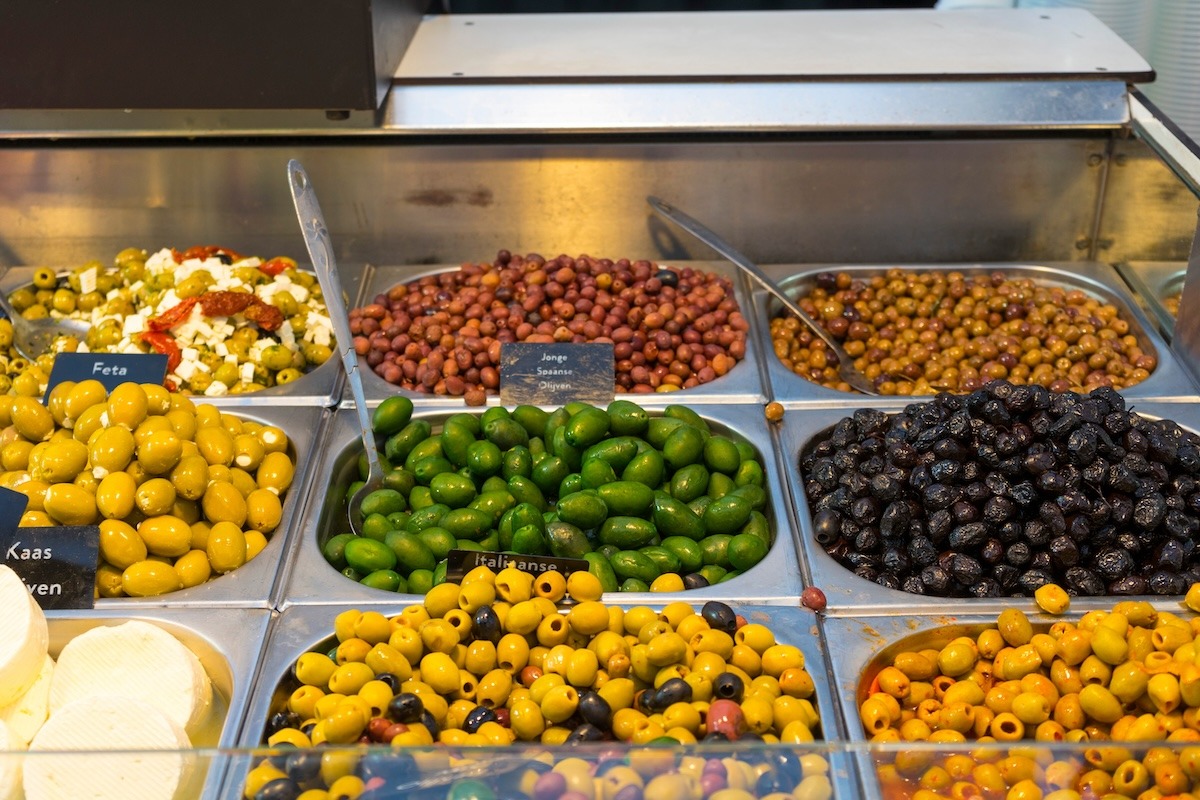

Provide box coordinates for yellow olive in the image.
[206,520,247,573]
[246,488,283,533]
[173,549,212,588]
[196,425,234,467]
[169,455,210,501]
[245,529,268,560]
[43,484,98,526]
[125,459,149,486]
[121,560,183,596]
[12,480,48,514]
[228,467,257,498]
[33,439,88,483]
[135,477,177,516]
[107,382,149,430]
[137,430,183,475]
[202,480,247,526]
[95,563,124,598]
[136,515,192,557]
[194,404,222,429]
[257,451,295,495]
[63,379,108,425]
[11,396,55,442]
[132,416,174,447]
[98,519,147,569]
[96,471,138,519]
[46,381,75,426]
[257,425,289,454]
[233,434,265,471]
[165,409,197,442]
[74,470,99,494]
[19,510,53,527]
[1,440,33,472]
[72,404,109,443]
[219,413,244,437]
[171,498,200,525]
[89,426,136,477]
[141,383,171,416]
[190,521,211,551]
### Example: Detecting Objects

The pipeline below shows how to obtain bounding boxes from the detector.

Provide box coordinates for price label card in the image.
[500,343,614,406]
[45,352,168,399]
[445,550,589,583]
[0,488,97,610]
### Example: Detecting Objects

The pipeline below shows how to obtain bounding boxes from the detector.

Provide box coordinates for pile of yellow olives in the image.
[248,568,830,800]
[866,587,1200,800]
[0,380,296,597]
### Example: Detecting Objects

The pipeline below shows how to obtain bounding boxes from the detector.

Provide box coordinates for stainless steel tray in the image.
[0,266,346,407]
[777,400,1200,617]
[752,263,1197,406]
[347,261,767,407]
[42,606,272,800]
[239,601,855,797]
[278,403,802,608]
[1116,260,1186,341]
[94,405,328,609]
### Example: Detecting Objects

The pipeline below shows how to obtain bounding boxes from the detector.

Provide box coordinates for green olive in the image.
[170,455,210,501]
[260,345,293,372]
[196,426,234,467]
[202,479,247,526]
[89,426,136,475]
[43,483,98,526]
[32,267,57,290]
[135,477,177,517]
[98,519,146,569]
[34,438,89,483]
[136,515,192,557]
[11,396,55,442]
[206,520,247,573]
[137,430,183,475]
[245,488,283,533]
[121,560,183,596]
[96,471,138,519]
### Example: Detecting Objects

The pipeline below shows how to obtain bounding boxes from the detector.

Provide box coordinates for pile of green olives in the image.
[0,380,296,597]
[247,568,828,800]
[866,590,1200,800]
[326,397,773,595]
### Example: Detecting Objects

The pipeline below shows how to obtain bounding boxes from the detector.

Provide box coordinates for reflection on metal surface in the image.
[1115,260,1186,340]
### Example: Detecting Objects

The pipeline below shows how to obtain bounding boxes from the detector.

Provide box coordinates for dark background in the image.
[442,1,934,10]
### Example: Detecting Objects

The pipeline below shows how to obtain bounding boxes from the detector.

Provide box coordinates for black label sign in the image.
[45,352,169,399]
[500,343,614,406]
[0,487,98,610]
[445,549,589,582]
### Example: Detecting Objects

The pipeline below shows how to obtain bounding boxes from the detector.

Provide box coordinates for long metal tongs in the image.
[648,195,878,395]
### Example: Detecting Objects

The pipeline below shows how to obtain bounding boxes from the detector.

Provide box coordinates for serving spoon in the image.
[288,160,383,537]
[0,289,91,361]
[647,195,879,396]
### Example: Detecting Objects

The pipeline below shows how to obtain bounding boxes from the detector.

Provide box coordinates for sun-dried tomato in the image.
[242,299,284,332]
[258,257,296,277]
[138,331,182,373]
[181,245,243,263]
[198,290,254,317]
[147,297,199,332]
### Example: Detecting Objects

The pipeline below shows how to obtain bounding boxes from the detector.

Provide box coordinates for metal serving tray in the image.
[752,263,1197,407]
[777,401,1200,617]
[347,261,767,407]
[238,601,855,798]
[0,266,345,407]
[40,607,272,800]
[95,405,327,610]
[277,403,802,608]
[1116,261,1186,341]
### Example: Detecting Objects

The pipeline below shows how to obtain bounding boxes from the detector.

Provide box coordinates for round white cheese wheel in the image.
[50,621,212,734]
[0,565,50,706]
[0,720,25,800]
[25,696,190,800]
[0,653,53,747]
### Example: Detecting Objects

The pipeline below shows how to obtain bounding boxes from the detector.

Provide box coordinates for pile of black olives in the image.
[801,380,1200,598]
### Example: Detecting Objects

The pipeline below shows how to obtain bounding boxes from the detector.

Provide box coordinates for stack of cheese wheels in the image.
[0,565,214,800]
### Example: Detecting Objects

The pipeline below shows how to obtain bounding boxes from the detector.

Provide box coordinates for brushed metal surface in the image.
[1115,261,1187,341]
[352,261,765,406]
[93,406,327,610]
[241,602,854,795]
[777,401,1200,618]
[753,262,1198,407]
[0,138,1119,270]
[0,267,343,407]
[41,607,271,800]
[1103,137,1200,266]
[397,10,1150,81]
[277,404,802,608]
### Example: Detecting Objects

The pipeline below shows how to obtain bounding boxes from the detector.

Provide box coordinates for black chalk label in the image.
[500,343,614,406]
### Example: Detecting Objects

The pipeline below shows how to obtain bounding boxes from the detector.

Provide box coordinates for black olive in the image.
[284,750,324,783]
[375,672,402,692]
[565,723,606,743]
[1166,510,1199,539]
[1153,539,1186,572]
[655,268,679,287]
[356,751,418,784]
[875,572,902,590]
[756,770,795,796]
[1065,566,1105,595]
[908,535,938,567]
[1109,574,1148,594]
[1048,536,1080,568]
[851,496,880,523]
[980,538,1005,565]
[1037,471,1067,493]
[1068,427,1098,465]
[256,778,302,800]
[902,576,926,593]
[879,502,912,539]
[952,501,979,524]
[1149,570,1185,595]
[1134,494,1168,529]
[1093,546,1132,579]
[965,482,991,503]
[712,672,745,702]
[882,547,910,574]
[683,573,710,590]
[463,705,497,733]
[949,553,983,585]
[387,692,424,723]
[992,563,1019,588]
[970,579,1002,598]
[1040,502,1067,535]
[1017,568,1054,594]
[927,510,953,543]
[922,483,956,510]
[654,678,692,708]
[1023,520,1051,546]
[948,523,987,550]
[472,605,503,643]
[701,601,738,632]
[983,496,1015,525]
[577,691,613,729]
[265,711,301,738]
[854,528,881,553]
[1010,481,1037,506]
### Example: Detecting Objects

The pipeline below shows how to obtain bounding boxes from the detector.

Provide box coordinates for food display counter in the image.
[4,6,1200,800]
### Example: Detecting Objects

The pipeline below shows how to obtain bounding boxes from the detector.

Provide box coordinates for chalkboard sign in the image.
[0,487,97,610]
[499,343,614,406]
[445,550,589,582]
[45,352,169,399]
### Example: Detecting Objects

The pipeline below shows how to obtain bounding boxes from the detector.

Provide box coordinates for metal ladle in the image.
[647,196,879,396]
[0,289,91,361]
[288,160,382,537]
